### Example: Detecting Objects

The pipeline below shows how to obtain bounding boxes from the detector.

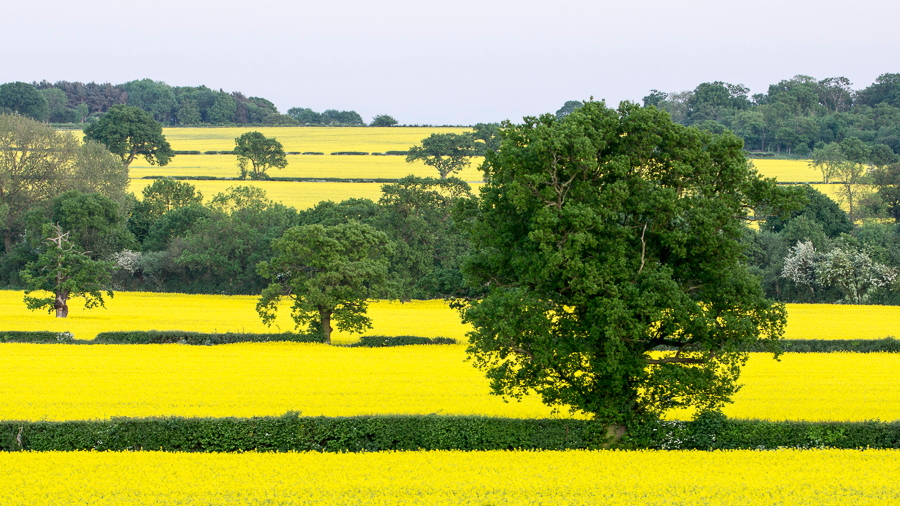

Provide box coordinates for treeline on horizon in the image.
[1,73,898,155]
[637,73,900,158]
[0,79,399,127]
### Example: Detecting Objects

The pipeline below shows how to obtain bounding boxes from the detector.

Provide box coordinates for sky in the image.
[3,0,898,126]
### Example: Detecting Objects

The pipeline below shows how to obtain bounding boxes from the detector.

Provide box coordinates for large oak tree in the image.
[459,101,796,435]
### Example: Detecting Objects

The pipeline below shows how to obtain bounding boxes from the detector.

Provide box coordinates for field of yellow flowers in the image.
[0,449,897,505]
[2,291,900,422]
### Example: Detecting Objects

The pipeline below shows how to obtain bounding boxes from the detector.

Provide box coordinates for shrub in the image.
[92,330,325,345]
[349,335,457,347]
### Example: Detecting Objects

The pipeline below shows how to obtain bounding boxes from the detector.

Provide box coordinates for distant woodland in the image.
[1,75,899,159]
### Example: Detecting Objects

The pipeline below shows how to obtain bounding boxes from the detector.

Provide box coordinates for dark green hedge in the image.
[0,331,74,343]
[2,414,899,452]
[653,338,900,353]
[0,415,607,453]
[92,330,325,345]
[349,335,457,347]
[767,338,900,353]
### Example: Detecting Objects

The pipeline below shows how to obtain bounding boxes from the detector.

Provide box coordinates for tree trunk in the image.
[320,309,333,345]
[55,289,69,318]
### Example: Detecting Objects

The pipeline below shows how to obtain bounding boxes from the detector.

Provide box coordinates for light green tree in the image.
[21,223,114,318]
[256,221,391,344]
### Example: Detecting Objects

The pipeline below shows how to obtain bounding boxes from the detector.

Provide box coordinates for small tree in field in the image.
[234,131,288,180]
[406,132,477,179]
[21,223,114,318]
[256,221,391,344]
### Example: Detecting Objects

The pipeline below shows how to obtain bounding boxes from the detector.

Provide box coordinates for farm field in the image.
[1,341,899,421]
[128,179,388,210]
[1,449,898,506]
[130,154,486,182]
[2,291,898,343]
[751,159,820,183]
[0,292,467,342]
[160,126,471,153]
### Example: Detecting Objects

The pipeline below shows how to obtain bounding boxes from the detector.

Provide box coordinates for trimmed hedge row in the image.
[92,330,326,345]
[0,331,74,343]
[349,335,457,347]
[2,414,899,452]
[0,331,456,346]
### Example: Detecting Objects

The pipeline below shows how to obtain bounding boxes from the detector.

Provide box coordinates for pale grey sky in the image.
[3,0,897,125]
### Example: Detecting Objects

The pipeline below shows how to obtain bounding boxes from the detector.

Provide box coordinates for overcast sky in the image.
[3,0,898,125]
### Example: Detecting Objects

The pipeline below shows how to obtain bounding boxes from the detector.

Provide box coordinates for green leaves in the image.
[256,221,392,343]
[83,105,174,168]
[234,131,288,180]
[21,223,114,318]
[462,100,790,426]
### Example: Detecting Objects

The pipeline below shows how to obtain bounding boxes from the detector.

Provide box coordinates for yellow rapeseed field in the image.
[0,449,897,505]
[4,291,900,422]
[1,343,899,421]
[161,126,471,153]
[128,179,388,210]
[0,291,469,342]
[130,154,486,182]
[751,159,820,183]
[3,290,899,342]
[783,303,900,340]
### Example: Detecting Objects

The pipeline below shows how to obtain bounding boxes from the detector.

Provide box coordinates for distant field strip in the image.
[1,449,898,506]
[128,179,388,210]
[2,290,898,342]
[130,154,486,183]
[161,126,471,153]
[783,303,900,340]
[751,159,820,183]
[1,342,899,421]
[0,292,469,343]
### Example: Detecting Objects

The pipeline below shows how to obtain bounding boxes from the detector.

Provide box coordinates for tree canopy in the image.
[0,82,49,121]
[256,221,392,343]
[21,223,114,318]
[83,105,174,168]
[460,101,794,431]
[406,132,477,179]
[233,131,288,180]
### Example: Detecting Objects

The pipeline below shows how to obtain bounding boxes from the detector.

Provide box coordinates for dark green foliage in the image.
[0,331,73,343]
[554,100,583,118]
[349,335,457,347]
[298,198,382,227]
[175,198,299,295]
[50,190,131,258]
[286,107,322,125]
[768,338,900,353]
[377,176,476,299]
[0,415,610,453]
[763,185,852,238]
[370,114,398,127]
[0,82,49,121]
[406,132,477,178]
[3,415,900,452]
[92,330,324,345]
[330,151,368,155]
[83,105,174,168]
[142,203,212,251]
[462,101,794,426]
